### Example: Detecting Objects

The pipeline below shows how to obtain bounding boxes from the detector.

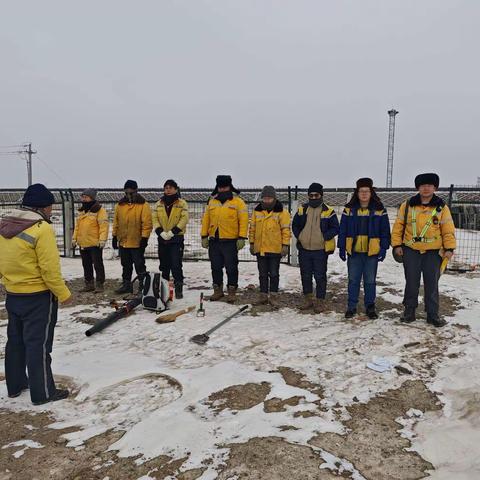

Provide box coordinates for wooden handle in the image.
[156,305,196,324]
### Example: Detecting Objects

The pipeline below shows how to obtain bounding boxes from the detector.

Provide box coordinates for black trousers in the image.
[5,291,58,403]
[403,246,442,319]
[298,249,328,299]
[208,239,239,287]
[119,247,147,284]
[257,255,281,293]
[80,247,105,283]
[158,240,184,285]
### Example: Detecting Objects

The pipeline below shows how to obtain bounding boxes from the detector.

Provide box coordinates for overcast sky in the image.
[1,1,479,189]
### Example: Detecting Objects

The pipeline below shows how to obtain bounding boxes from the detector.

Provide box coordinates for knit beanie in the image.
[124,179,138,190]
[164,179,178,190]
[22,184,55,208]
[82,188,97,200]
[261,185,277,199]
[308,182,323,195]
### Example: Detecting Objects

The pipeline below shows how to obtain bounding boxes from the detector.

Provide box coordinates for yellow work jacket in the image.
[201,195,249,240]
[152,198,189,235]
[249,202,291,255]
[0,209,71,302]
[73,203,109,248]
[113,196,153,248]
[392,195,456,252]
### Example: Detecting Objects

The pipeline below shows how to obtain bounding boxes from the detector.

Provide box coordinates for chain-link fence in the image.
[0,186,479,271]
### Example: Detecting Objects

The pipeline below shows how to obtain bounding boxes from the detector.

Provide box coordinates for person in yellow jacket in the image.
[249,185,291,306]
[392,173,456,327]
[201,175,248,303]
[152,179,189,299]
[0,184,71,405]
[112,180,152,294]
[72,188,109,293]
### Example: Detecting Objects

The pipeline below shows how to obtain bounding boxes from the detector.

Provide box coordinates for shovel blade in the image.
[190,334,209,345]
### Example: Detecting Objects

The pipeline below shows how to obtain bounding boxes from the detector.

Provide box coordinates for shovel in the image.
[196,293,206,317]
[190,305,249,345]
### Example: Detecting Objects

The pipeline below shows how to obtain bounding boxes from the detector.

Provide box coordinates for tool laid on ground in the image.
[196,293,206,317]
[85,297,142,336]
[190,305,249,345]
[156,305,195,324]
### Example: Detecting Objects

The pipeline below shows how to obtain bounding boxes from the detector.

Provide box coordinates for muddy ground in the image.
[0,278,467,479]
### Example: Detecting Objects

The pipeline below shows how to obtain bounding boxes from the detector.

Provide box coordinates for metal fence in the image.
[0,186,479,271]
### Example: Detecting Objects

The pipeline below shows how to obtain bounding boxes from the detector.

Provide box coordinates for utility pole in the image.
[386,109,399,188]
[26,143,36,186]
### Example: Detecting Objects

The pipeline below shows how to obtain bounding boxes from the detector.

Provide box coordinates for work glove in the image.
[155,227,163,237]
[236,238,246,251]
[112,236,118,250]
[339,248,347,262]
[249,243,255,255]
[378,248,387,262]
[98,241,106,249]
[171,227,181,235]
[281,245,289,257]
[71,239,77,248]
[140,237,149,249]
[201,237,209,249]
[161,230,175,241]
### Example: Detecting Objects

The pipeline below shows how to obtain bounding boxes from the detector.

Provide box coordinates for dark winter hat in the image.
[124,179,138,190]
[22,183,55,208]
[82,188,97,200]
[164,179,178,190]
[356,177,374,189]
[216,175,233,188]
[261,185,276,199]
[415,173,440,189]
[308,183,323,195]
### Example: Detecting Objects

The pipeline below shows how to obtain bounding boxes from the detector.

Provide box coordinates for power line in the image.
[36,154,70,186]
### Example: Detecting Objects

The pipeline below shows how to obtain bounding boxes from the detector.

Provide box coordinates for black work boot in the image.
[115,282,133,295]
[81,280,95,292]
[366,304,379,320]
[427,317,447,328]
[175,283,183,299]
[95,282,105,293]
[344,308,356,319]
[401,308,416,323]
[33,389,69,406]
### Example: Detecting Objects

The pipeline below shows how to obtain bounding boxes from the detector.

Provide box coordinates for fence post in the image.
[63,189,75,258]
[448,183,454,208]
[290,199,299,267]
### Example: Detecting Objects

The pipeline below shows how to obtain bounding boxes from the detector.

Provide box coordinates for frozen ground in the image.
[0,254,479,479]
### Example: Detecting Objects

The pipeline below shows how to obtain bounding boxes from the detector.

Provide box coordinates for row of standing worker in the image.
[0,172,455,405]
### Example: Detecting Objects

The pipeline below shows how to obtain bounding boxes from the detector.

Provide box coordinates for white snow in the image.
[1,255,479,478]
[2,439,44,458]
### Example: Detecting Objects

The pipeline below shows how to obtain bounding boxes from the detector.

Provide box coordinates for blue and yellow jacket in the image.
[338,199,391,256]
[292,203,339,253]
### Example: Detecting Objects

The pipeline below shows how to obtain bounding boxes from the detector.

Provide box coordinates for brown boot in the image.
[81,280,95,292]
[209,284,224,301]
[268,292,281,308]
[253,292,269,306]
[95,282,105,293]
[299,293,314,310]
[226,286,237,304]
[313,297,325,314]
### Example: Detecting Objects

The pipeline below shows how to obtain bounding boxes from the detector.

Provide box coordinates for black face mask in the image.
[308,198,323,209]
[262,201,275,211]
[217,191,233,203]
[82,200,95,211]
[125,192,137,203]
[163,193,179,205]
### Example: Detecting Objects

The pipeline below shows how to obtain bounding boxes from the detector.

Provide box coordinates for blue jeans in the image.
[298,249,328,299]
[347,253,379,310]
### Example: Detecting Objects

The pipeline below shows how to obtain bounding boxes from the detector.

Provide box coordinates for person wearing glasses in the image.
[292,183,339,313]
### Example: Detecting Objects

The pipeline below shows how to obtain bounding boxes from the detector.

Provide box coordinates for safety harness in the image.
[405,206,439,246]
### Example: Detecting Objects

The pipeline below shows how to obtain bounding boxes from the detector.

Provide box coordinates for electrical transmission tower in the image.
[386,109,399,188]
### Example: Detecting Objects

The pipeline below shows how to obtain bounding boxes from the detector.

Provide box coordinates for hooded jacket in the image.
[391,194,456,251]
[73,202,109,248]
[249,201,291,255]
[113,194,153,248]
[338,198,391,256]
[0,209,71,302]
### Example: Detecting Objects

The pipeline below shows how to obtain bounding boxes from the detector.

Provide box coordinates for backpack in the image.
[142,272,171,312]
